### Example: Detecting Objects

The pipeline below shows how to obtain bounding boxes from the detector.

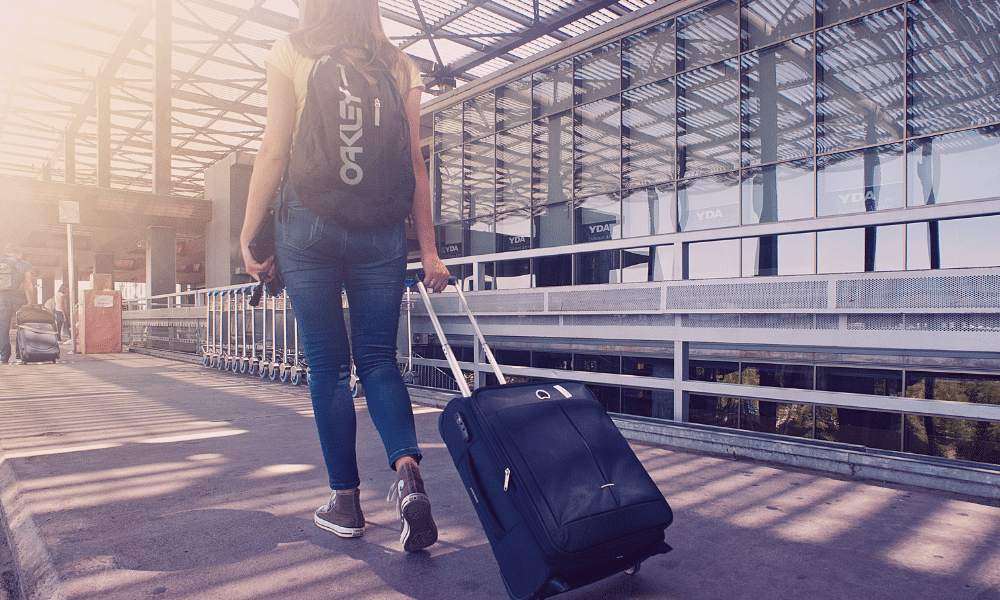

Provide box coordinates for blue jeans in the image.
[275,181,420,491]
[1,292,26,363]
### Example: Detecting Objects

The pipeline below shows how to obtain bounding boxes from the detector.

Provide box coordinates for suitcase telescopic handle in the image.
[414,275,506,397]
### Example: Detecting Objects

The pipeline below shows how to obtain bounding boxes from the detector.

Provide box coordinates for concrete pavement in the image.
[1,353,999,600]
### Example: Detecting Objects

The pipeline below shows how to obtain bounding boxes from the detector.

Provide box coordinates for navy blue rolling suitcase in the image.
[415,280,672,600]
[16,324,60,364]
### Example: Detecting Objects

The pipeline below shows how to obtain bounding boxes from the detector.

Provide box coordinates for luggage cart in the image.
[225,289,238,371]
[256,289,268,378]
[228,287,241,372]
[278,294,294,382]
[237,285,253,373]
[210,289,228,370]
[288,311,308,386]
[203,290,217,367]
[248,285,264,376]
[221,288,235,371]
[267,292,284,381]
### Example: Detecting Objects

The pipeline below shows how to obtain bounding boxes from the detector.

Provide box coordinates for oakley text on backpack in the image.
[289,47,416,230]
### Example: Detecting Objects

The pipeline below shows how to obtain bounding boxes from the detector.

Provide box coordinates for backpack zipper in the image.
[374,98,381,126]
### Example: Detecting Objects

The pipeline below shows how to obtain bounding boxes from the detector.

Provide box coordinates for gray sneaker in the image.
[387,462,438,552]
[315,489,365,538]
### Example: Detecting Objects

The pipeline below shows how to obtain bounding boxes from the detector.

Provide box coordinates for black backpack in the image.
[289,46,416,230]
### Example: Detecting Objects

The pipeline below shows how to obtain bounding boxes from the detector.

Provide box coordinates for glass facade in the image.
[425,0,1000,467]
[431,0,1000,282]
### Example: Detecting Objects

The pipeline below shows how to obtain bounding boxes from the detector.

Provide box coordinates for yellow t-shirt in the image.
[266,35,424,139]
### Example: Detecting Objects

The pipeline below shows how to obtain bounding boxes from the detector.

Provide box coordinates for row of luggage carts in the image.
[201,286,310,386]
[201,280,428,396]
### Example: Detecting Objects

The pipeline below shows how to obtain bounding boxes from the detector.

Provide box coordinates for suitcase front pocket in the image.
[490,397,671,554]
[491,400,623,529]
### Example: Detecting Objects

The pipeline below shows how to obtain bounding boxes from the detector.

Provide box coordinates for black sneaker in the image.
[387,462,437,552]
[315,489,365,538]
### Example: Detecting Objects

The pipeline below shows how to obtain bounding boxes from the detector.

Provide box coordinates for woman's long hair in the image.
[290,0,410,88]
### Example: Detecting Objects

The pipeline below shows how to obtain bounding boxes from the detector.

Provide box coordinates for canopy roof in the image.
[0,0,661,198]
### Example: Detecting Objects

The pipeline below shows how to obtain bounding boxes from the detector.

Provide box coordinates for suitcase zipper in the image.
[503,467,511,491]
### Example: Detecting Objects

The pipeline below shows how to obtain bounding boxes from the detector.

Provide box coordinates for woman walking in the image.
[240,0,450,552]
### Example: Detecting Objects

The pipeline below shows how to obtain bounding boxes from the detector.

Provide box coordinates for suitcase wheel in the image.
[624,562,641,575]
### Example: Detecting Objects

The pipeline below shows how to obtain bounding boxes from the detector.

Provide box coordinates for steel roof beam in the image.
[425,0,622,88]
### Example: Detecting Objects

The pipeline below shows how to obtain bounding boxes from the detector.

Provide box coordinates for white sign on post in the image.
[59,201,81,224]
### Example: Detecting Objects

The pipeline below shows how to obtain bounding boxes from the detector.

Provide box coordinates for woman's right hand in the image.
[242,244,275,283]
[421,253,451,293]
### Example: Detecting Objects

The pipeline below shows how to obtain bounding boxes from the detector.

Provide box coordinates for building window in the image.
[740,35,815,166]
[575,42,622,105]
[907,0,1000,136]
[534,59,573,119]
[907,216,1000,270]
[496,76,532,132]
[464,135,495,219]
[464,91,495,140]
[815,7,905,153]
[496,124,532,215]
[741,158,816,224]
[817,144,905,217]
[678,172,740,232]
[742,0,814,50]
[816,0,900,28]
[434,104,463,152]
[677,59,741,179]
[742,233,816,276]
[574,99,621,198]
[817,224,905,273]
[676,0,739,71]
[622,80,676,190]
[622,19,676,90]
[622,183,676,238]
[906,128,1000,207]
[532,112,573,206]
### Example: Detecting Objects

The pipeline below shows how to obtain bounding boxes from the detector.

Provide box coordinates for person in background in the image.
[238,0,451,552]
[44,283,69,343]
[1,244,35,365]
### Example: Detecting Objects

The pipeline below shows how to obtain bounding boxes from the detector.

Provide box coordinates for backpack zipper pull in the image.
[503,467,511,491]
[374,98,381,126]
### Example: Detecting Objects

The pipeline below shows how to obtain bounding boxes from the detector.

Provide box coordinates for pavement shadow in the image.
[106,509,308,572]
[309,531,504,600]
